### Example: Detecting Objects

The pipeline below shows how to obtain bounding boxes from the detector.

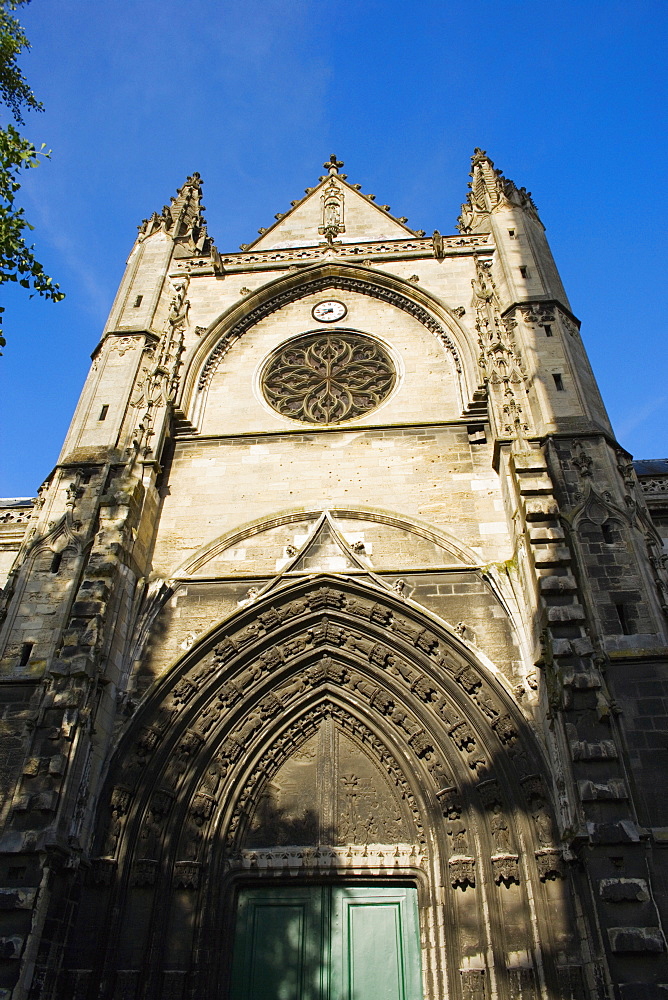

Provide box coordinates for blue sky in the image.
[1,0,666,496]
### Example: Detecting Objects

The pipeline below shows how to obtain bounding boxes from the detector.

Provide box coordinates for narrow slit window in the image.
[133,294,143,308]
[552,373,565,391]
[544,324,553,337]
[601,522,614,544]
[50,552,62,574]
[508,229,516,238]
[19,643,33,666]
[99,405,109,421]
[615,603,634,635]
[519,265,529,278]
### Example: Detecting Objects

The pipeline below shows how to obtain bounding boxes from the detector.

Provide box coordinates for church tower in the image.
[0,152,667,1000]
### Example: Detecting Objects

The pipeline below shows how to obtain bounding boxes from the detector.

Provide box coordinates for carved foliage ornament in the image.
[262,331,396,424]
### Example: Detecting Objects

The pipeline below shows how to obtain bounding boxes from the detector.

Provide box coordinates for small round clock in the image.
[312,299,347,323]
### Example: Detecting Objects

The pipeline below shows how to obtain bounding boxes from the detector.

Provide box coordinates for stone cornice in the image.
[171,233,491,276]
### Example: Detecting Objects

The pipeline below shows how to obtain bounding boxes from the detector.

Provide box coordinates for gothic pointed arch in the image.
[177,262,483,422]
[79,574,590,1000]
[103,572,554,833]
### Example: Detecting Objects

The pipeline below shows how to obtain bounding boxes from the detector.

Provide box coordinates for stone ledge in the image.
[599,878,649,903]
[608,926,665,953]
[579,779,628,801]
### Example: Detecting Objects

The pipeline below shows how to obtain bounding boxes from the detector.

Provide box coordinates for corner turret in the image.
[103,173,221,338]
[459,149,569,312]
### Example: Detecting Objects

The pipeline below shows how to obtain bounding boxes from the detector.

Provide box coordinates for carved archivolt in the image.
[82,576,584,1000]
[98,577,561,888]
[197,274,463,391]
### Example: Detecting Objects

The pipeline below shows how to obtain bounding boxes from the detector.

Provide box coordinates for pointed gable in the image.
[288,514,365,575]
[246,156,421,250]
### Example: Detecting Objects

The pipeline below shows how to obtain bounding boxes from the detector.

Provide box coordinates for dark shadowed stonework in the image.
[0,152,667,1000]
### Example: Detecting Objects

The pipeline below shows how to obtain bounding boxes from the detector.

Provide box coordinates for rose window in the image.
[261,331,396,424]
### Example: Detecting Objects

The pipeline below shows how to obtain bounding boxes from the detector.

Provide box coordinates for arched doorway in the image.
[62,576,589,1000]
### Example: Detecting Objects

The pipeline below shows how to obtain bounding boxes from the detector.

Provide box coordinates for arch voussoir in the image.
[98,577,563,888]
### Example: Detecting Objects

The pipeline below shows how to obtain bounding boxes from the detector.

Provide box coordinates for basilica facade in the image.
[0,152,667,1000]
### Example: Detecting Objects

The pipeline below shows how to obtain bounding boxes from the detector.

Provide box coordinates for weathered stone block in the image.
[22,757,40,777]
[529,525,565,542]
[523,497,559,520]
[570,740,618,760]
[540,574,577,592]
[533,544,572,566]
[599,878,649,903]
[547,605,585,622]
[48,754,66,776]
[0,935,23,959]
[578,779,627,800]
[571,637,594,655]
[0,888,36,910]
[608,926,665,953]
[588,820,639,844]
[32,790,59,812]
[517,476,554,495]
[512,453,548,472]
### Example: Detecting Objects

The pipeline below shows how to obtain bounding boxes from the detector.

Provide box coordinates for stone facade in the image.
[0,151,667,1000]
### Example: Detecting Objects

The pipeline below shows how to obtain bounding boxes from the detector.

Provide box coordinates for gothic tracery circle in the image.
[261,330,396,424]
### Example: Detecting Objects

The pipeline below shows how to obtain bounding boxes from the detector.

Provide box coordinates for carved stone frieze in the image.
[492,853,520,886]
[639,476,668,496]
[221,235,489,269]
[535,848,567,881]
[492,713,518,745]
[456,665,481,693]
[230,843,425,874]
[100,786,132,857]
[507,967,537,1000]
[228,704,424,853]
[476,778,501,809]
[460,968,486,1000]
[88,858,116,886]
[101,579,550,911]
[516,304,556,327]
[450,856,476,889]
[172,861,201,890]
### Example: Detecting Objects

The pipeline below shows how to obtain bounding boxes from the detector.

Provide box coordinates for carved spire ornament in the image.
[471,256,530,438]
[458,148,542,233]
[136,172,220,263]
[323,153,344,175]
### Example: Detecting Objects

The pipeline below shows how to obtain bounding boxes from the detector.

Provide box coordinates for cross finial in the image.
[324,154,344,175]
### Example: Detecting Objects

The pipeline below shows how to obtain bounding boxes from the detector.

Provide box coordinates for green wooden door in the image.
[230,885,422,1000]
[330,887,422,1000]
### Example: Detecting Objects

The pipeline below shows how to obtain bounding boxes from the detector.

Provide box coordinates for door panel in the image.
[331,888,422,1000]
[230,887,328,1000]
[230,885,422,1000]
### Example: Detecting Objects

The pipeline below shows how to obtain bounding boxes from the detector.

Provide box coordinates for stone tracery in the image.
[261,330,396,424]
